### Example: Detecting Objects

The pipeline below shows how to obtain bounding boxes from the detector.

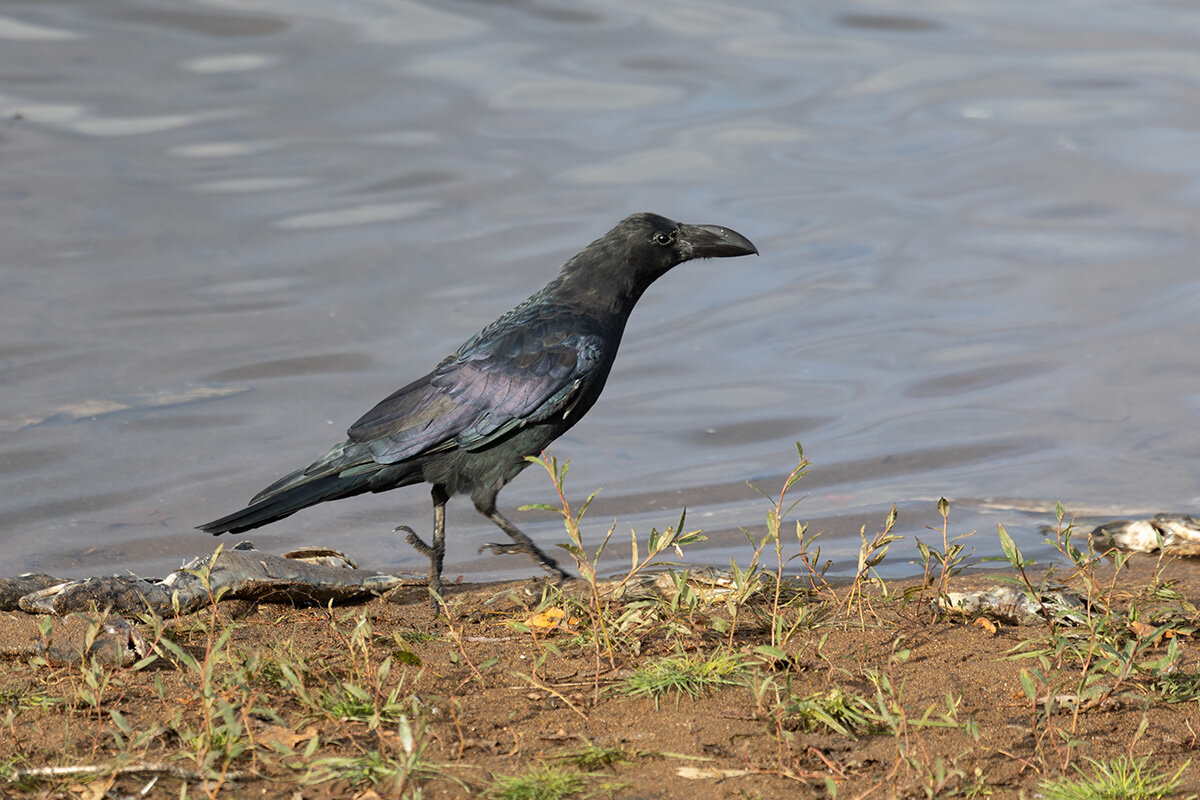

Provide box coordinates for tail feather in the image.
[199,442,384,535]
[198,471,373,535]
[198,439,430,535]
[248,443,354,505]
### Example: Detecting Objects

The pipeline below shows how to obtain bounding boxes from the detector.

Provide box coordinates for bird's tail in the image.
[197,443,380,535]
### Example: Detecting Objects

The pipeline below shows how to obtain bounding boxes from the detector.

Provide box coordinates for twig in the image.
[10,762,247,783]
[511,671,589,721]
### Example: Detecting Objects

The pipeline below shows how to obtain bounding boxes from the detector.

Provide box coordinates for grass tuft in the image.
[555,744,633,770]
[1038,755,1189,800]
[619,652,744,704]
[488,764,588,800]
[1155,671,1200,704]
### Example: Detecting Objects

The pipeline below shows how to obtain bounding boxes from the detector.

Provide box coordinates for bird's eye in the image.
[652,231,674,246]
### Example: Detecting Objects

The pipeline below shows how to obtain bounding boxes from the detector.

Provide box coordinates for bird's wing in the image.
[347,310,604,464]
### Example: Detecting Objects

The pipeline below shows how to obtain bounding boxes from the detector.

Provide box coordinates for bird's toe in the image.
[480,541,526,556]
[395,524,435,556]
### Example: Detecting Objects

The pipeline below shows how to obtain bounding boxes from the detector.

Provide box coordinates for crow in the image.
[199,212,757,603]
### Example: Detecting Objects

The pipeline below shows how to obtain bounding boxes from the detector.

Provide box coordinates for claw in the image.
[480,541,569,582]
[395,524,434,556]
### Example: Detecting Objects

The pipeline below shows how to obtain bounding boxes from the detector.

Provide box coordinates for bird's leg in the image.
[395,486,449,611]
[426,486,448,607]
[478,505,569,581]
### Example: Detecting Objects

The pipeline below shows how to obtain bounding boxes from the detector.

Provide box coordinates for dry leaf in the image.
[72,778,114,800]
[522,607,579,630]
[256,723,318,750]
[1129,620,1157,638]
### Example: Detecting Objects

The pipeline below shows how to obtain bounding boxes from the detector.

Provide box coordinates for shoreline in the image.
[3,550,1200,798]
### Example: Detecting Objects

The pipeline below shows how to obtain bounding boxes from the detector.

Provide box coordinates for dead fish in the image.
[1090,513,1200,556]
[0,612,147,666]
[15,542,403,615]
[939,584,1094,627]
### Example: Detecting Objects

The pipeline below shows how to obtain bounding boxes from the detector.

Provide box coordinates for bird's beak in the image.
[679,223,759,259]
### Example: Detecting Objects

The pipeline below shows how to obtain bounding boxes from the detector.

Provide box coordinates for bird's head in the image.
[631,212,758,266]
[558,212,758,309]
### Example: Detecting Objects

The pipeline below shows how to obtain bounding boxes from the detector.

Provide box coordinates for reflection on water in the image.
[1,0,1198,583]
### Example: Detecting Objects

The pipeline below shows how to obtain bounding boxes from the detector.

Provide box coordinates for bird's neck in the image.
[546,256,665,319]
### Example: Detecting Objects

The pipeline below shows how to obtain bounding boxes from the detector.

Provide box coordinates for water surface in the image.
[2,0,1198,582]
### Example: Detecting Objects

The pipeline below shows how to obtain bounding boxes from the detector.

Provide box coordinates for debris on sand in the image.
[938,583,1095,626]
[5,542,405,616]
[1090,513,1200,556]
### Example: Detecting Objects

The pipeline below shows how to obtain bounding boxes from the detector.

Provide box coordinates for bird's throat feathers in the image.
[550,244,670,317]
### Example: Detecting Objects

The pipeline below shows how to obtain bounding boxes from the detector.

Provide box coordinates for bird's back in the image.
[346,295,623,465]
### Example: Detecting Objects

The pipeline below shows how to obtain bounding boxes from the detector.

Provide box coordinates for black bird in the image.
[199,212,757,602]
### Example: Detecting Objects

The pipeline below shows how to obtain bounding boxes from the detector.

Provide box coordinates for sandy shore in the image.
[3,554,1199,799]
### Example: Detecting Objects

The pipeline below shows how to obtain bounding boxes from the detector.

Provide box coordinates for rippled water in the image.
[3,0,1198,583]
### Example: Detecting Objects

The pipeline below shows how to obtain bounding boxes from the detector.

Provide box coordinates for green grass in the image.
[488,764,587,800]
[618,651,745,704]
[1155,671,1200,704]
[391,627,441,644]
[1038,756,1189,800]
[555,744,632,770]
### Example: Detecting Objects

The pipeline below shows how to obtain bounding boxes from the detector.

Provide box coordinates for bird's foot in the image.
[395,524,435,557]
[394,526,448,613]
[480,541,570,583]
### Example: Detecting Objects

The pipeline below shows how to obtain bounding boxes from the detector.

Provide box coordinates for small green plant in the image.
[913,497,975,605]
[106,708,163,760]
[838,505,902,624]
[0,689,62,712]
[555,744,633,770]
[150,552,261,778]
[728,445,813,643]
[782,686,877,738]
[1155,671,1200,704]
[277,649,417,730]
[1005,511,1189,774]
[522,451,705,668]
[488,763,587,800]
[307,713,444,795]
[1037,755,1188,800]
[993,523,1059,628]
[392,627,440,644]
[619,652,744,705]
